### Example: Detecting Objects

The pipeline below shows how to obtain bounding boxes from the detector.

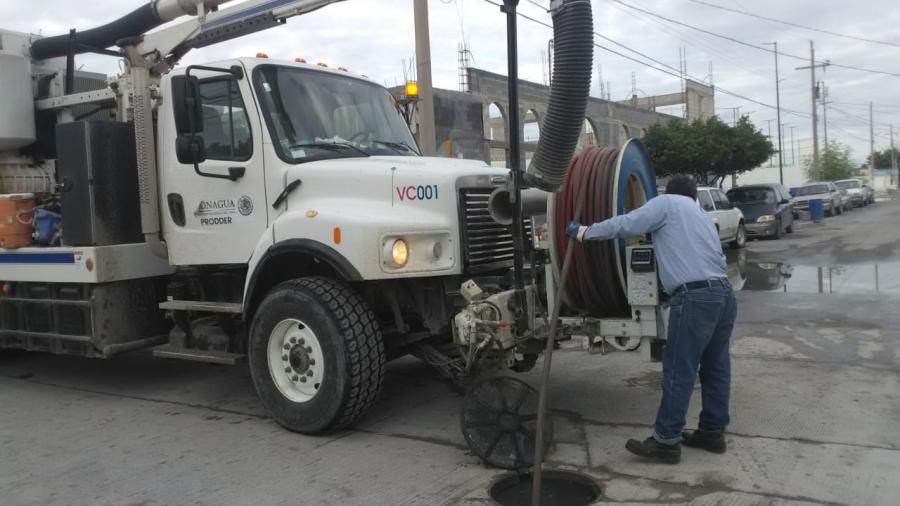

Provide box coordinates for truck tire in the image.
[248,277,385,434]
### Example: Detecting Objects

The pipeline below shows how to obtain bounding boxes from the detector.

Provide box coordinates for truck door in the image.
[160,63,268,266]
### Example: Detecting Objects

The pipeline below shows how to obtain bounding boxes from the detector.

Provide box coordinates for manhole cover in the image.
[489,470,601,506]
[461,376,552,470]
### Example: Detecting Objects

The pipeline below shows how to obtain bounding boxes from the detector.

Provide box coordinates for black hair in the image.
[665,175,698,200]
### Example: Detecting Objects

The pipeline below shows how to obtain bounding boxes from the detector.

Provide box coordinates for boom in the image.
[140,0,348,70]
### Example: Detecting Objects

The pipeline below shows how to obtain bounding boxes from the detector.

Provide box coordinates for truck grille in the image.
[460,188,532,272]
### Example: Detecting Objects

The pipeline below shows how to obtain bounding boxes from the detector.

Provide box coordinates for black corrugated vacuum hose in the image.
[31,4,163,60]
[525,0,594,192]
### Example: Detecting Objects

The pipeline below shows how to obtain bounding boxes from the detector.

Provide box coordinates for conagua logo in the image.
[199,199,235,211]
[238,195,254,216]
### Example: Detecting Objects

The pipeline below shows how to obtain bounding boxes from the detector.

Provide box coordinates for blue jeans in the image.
[653,281,737,445]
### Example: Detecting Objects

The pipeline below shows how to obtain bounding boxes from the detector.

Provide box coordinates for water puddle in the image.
[726,252,900,294]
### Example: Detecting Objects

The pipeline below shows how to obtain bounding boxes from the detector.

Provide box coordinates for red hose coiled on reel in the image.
[553,146,630,317]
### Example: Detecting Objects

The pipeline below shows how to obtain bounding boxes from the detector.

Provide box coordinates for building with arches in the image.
[395,68,689,167]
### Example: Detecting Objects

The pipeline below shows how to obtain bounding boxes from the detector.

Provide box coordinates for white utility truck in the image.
[1,0,664,456]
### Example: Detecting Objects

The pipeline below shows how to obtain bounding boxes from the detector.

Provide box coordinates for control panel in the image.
[626,245,659,306]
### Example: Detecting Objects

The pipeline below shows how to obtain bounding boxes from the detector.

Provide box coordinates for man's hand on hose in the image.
[566,221,588,242]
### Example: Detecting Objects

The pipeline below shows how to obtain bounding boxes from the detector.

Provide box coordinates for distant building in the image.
[871,168,898,193]
[395,68,680,167]
[616,79,715,122]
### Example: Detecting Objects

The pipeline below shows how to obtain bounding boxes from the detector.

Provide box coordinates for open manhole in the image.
[489,470,601,506]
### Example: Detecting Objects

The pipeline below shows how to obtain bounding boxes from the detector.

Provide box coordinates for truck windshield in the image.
[254,65,420,163]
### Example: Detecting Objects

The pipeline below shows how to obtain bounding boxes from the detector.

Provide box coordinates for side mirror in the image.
[172,75,203,135]
[176,134,206,165]
[781,199,791,204]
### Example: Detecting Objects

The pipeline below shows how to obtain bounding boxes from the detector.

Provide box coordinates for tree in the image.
[868,148,899,170]
[643,116,774,186]
[804,141,855,181]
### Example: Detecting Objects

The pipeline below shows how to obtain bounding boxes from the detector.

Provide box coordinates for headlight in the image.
[757,215,776,223]
[385,239,409,268]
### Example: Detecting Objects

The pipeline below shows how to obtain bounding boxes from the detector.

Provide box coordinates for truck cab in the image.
[158,58,504,280]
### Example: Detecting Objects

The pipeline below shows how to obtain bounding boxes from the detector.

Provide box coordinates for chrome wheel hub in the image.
[267,319,325,403]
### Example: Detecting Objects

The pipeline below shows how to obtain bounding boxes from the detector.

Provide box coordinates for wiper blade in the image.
[291,142,370,157]
[370,139,419,155]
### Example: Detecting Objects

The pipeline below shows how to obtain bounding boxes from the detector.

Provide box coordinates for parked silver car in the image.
[793,182,843,217]
[862,184,876,205]
[836,178,867,207]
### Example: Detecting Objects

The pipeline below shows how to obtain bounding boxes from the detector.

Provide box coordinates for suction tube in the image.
[31,5,162,60]
[525,0,594,192]
[30,0,230,61]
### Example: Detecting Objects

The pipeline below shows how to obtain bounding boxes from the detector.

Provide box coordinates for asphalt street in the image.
[2,200,899,506]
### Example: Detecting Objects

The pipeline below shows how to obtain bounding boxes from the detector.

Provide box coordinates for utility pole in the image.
[892,124,897,186]
[721,106,740,126]
[796,42,828,180]
[766,119,774,167]
[869,102,876,183]
[789,126,796,165]
[764,42,785,183]
[820,82,828,147]
[810,42,820,179]
[413,0,437,156]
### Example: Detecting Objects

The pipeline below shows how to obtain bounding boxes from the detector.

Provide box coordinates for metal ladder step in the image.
[152,344,246,365]
[159,300,243,313]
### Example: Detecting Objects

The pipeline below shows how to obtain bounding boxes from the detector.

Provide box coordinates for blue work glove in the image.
[566,221,587,242]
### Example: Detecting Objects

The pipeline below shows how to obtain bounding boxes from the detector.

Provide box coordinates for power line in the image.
[685,0,900,49]
[608,0,900,78]
[480,0,810,119]
[604,0,775,79]
[828,106,873,126]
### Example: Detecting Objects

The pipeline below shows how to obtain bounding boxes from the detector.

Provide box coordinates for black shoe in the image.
[625,437,681,464]
[681,430,727,454]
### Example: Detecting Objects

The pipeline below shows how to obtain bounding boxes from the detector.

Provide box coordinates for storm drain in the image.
[489,470,601,506]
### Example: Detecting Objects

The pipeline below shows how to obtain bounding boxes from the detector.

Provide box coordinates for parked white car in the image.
[697,186,746,249]
[836,178,868,207]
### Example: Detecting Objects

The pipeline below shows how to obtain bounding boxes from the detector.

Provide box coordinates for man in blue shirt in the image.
[567,175,737,464]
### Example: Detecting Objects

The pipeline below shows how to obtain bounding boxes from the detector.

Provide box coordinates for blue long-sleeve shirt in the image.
[582,194,727,294]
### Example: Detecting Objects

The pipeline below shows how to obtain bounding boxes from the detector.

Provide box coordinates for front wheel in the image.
[730,224,747,249]
[772,218,782,240]
[249,277,386,434]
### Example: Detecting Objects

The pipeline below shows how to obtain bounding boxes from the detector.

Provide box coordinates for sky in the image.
[3,0,899,175]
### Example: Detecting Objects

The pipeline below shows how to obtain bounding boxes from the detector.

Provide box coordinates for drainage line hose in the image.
[525,0,594,192]
[531,169,584,506]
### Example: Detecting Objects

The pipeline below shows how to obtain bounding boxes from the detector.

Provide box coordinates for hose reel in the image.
[547,139,658,316]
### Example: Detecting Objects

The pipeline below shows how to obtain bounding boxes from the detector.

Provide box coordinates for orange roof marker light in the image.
[294,57,307,63]
[405,81,419,98]
[317,62,328,68]
[338,67,349,72]
[256,52,269,59]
